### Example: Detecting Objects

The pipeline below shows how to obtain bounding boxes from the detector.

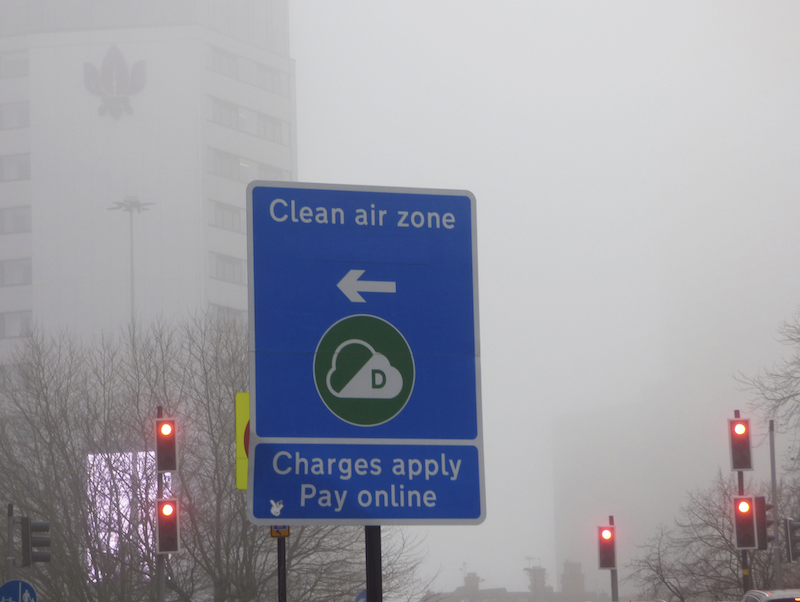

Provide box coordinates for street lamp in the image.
[108,196,153,322]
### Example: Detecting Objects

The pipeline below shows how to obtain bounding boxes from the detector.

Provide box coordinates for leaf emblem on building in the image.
[84,45,146,119]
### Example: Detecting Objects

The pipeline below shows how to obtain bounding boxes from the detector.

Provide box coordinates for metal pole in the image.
[609,515,618,602]
[156,405,165,602]
[277,537,287,602]
[365,526,382,602]
[108,197,152,323]
[6,503,14,581]
[770,420,783,588]
[128,209,135,322]
[735,411,752,593]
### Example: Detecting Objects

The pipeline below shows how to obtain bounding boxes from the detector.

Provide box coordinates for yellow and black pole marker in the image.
[235,393,250,490]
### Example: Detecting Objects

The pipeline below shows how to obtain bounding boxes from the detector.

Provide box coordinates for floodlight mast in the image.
[108,196,154,323]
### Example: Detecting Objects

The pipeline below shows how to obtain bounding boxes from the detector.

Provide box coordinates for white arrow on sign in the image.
[337,269,396,303]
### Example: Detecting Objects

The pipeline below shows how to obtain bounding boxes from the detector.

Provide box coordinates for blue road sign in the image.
[0,580,37,602]
[246,182,483,525]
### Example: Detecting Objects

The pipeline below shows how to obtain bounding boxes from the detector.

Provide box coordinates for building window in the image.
[206,45,289,96]
[210,252,245,285]
[0,154,31,181]
[211,98,238,129]
[0,102,29,129]
[207,46,238,79]
[210,200,245,233]
[208,97,289,144]
[258,162,283,180]
[0,51,28,78]
[206,148,288,183]
[209,303,247,322]
[256,64,288,96]
[257,114,288,144]
[207,148,239,180]
[0,310,32,339]
[0,259,31,287]
[0,206,31,234]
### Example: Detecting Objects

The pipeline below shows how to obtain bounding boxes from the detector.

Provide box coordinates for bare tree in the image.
[739,308,800,470]
[0,314,430,602]
[628,472,775,602]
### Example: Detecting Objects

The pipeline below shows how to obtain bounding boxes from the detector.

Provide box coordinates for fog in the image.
[5,0,800,597]
[289,1,800,594]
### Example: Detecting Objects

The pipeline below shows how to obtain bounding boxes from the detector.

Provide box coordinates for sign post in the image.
[246,182,484,525]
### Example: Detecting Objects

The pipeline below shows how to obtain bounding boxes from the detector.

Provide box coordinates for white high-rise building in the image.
[0,0,296,357]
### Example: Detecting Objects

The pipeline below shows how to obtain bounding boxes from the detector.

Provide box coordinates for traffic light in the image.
[156,499,180,554]
[156,418,177,473]
[755,496,774,550]
[734,496,757,549]
[786,518,800,562]
[729,418,753,471]
[598,526,616,569]
[21,516,51,566]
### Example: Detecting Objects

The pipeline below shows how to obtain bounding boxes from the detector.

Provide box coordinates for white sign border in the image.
[245,180,484,525]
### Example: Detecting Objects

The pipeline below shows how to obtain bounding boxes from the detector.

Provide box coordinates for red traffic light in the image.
[598,525,616,569]
[155,418,177,473]
[156,499,180,554]
[729,418,753,471]
[734,496,757,549]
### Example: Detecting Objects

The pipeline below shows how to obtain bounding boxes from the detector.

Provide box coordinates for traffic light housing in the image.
[156,499,180,554]
[734,496,757,549]
[786,518,800,562]
[729,418,753,471]
[21,516,51,566]
[755,496,774,550]
[598,526,616,569]
[156,418,177,473]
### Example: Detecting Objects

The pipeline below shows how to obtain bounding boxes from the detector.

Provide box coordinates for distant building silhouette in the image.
[0,0,296,357]
[430,563,608,602]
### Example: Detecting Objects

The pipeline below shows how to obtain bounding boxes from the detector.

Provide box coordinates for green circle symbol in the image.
[313,315,415,426]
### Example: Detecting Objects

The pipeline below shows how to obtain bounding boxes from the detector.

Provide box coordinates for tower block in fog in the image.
[0,0,297,355]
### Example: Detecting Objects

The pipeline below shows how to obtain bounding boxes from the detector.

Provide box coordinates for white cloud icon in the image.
[326,339,404,400]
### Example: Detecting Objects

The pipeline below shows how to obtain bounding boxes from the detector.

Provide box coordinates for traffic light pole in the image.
[608,516,618,602]
[6,504,13,581]
[732,410,753,594]
[156,406,165,602]
[738,468,752,593]
[365,526,382,602]
[277,537,287,602]
[770,420,784,588]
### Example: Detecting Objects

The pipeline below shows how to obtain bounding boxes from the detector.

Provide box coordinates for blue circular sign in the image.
[0,580,37,602]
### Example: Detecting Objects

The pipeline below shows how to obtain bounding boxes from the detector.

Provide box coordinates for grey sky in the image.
[290,1,800,593]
